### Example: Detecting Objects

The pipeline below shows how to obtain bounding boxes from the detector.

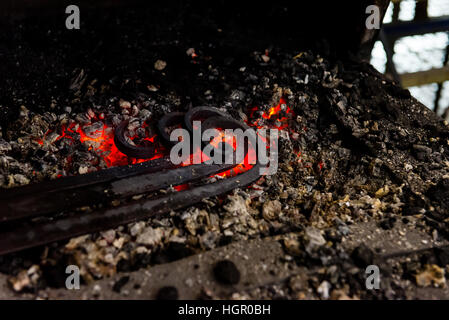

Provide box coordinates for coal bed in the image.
[1,1,449,300]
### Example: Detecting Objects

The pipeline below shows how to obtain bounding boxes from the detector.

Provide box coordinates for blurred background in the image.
[370,0,449,120]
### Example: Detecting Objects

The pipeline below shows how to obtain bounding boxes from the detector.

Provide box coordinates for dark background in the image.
[0,0,377,130]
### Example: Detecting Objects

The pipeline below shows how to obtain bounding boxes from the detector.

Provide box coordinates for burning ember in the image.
[35,97,296,179]
[248,97,294,130]
[1,102,283,255]
[37,115,164,171]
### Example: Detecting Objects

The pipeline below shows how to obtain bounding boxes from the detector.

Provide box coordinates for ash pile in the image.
[1,2,449,299]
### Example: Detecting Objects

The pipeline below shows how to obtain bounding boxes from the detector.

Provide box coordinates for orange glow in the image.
[53,118,162,168]
[47,98,295,188]
[247,97,294,130]
[174,184,189,191]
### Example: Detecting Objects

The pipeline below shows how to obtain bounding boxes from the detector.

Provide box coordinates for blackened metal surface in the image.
[0,162,232,223]
[0,161,261,255]
[113,119,156,159]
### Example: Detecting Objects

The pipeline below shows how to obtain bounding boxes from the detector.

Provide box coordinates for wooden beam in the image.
[383,16,449,40]
[400,66,449,88]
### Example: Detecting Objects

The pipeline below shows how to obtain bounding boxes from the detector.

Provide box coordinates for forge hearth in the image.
[2,1,449,300]
[0,105,278,255]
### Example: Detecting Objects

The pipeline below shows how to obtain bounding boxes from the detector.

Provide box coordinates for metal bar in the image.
[0,162,234,223]
[0,157,174,200]
[0,162,261,256]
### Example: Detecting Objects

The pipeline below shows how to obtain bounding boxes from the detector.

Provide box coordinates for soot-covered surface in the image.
[1,3,449,299]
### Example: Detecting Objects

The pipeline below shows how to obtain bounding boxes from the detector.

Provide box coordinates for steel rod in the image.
[0,163,261,255]
[0,162,234,223]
